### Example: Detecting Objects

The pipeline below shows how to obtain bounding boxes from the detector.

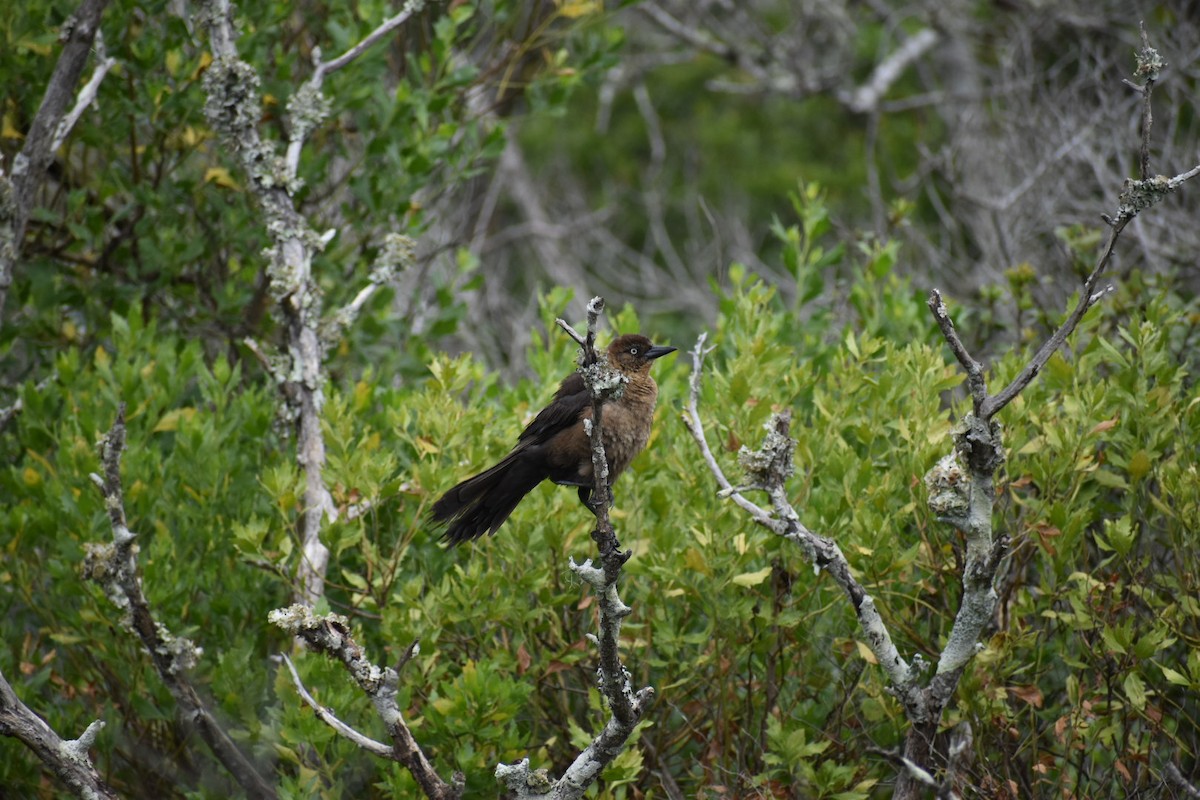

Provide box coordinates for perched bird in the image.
[432,333,677,545]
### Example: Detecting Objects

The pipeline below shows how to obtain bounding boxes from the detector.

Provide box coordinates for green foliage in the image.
[5,251,1200,797]
[4,1,1200,794]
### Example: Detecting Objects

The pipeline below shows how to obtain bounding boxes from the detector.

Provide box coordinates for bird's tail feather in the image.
[431,451,544,545]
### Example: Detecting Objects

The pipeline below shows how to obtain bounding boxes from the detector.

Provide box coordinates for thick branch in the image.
[0,667,117,800]
[200,0,334,605]
[86,407,277,800]
[0,0,112,323]
[270,606,463,799]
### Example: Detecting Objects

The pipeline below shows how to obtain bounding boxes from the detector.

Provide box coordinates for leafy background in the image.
[3,0,1199,797]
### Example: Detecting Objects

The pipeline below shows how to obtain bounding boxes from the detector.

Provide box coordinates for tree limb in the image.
[0,667,117,800]
[269,606,463,799]
[277,653,393,759]
[0,0,112,323]
[683,334,920,695]
[499,297,653,799]
[85,406,278,800]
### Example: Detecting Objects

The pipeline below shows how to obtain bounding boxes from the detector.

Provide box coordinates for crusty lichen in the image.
[738,413,796,488]
[924,453,971,521]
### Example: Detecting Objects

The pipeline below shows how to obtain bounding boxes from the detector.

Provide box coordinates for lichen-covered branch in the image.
[903,28,1197,800]
[269,605,463,799]
[0,666,117,800]
[85,406,278,800]
[683,335,919,694]
[198,0,417,606]
[499,298,653,799]
[0,0,112,324]
[285,0,426,176]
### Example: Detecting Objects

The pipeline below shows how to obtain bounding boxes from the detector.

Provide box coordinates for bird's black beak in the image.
[646,345,678,360]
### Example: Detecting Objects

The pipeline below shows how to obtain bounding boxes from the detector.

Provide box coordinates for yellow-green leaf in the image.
[154,407,197,432]
[732,566,772,587]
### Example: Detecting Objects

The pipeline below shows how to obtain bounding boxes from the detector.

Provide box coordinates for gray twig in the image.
[284,0,424,176]
[277,654,393,758]
[269,606,463,799]
[1166,762,1200,798]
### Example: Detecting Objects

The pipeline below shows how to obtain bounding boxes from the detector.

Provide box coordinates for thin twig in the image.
[925,290,987,415]
[277,654,393,758]
[270,605,463,799]
[50,31,117,151]
[284,1,421,176]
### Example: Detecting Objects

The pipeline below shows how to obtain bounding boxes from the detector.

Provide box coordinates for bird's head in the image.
[607,334,677,374]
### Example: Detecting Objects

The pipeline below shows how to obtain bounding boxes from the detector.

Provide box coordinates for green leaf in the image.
[732,566,773,587]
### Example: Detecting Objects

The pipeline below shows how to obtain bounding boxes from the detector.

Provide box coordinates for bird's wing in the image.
[517,372,590,444]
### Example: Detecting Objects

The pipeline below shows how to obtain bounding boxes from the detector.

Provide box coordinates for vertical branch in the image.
[500,299,654,799]
[199,0,417,606]
[85,407,278,800]
[900,26,1197,800]
[199,0,332,606]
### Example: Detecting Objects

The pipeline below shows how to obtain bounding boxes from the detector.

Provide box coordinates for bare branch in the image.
[0,667,117,800]
[50,31,117,152]
[1133,21,1164,180]
[925,290,987,415]
[499,296,652,799]
[869,746,960,799]
[270,606,463,799]
[85,406,278,800]
[554,317,587,347]
[200,0,335,606]
[0,0,112,323]
[277,654,393,759]
[284,0,423,176]
[680,333,777,527]
[328,233,415,339]
[683,334,918,693]
[979,219,1126,420]
[320,2,423,77]
[0,372,57,434]
[1166,762,1200,798]
[841,29,940,114]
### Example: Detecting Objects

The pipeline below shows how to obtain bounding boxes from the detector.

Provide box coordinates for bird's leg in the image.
[577,482,617,516]
[577,485,595,514]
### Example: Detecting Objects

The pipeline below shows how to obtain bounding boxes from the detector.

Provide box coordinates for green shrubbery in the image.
[4,229,1198,796]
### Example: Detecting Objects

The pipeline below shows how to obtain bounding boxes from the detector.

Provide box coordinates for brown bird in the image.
[432,333,677,545]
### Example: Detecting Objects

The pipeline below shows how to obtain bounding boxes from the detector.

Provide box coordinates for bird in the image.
[431,333,677,545]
